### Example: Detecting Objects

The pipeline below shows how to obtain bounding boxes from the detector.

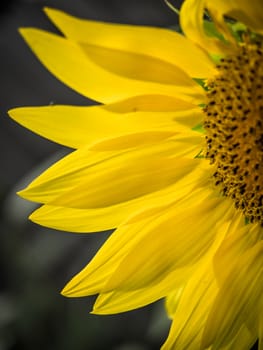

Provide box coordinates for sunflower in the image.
[9,0,263,349]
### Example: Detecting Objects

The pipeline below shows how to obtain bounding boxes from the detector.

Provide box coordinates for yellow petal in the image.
[19,28,204,104]
[9,98,203,149]
[180,0,233,55]
[206,0,263,34]
[162,267,218,350]
[29,160,208,233]
[49,155,200,209]
[19,137,202,206]
[202,239,263,349]
[92,267,191,314]
[30,205,127,233]
[162,217,253,350]
[86,131,179,152]
[61,184,210,296]
[259,313,263,350]
[89,195,234,315]
[165,289,184,320]
[214,220,263,284]
[44,7,214,78]
[62,187,232,306]
[96,196,232,309]
[221,326,257,350]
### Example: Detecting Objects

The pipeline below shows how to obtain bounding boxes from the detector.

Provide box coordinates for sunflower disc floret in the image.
[204,43,263,225]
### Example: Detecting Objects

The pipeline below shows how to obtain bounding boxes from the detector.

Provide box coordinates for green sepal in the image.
[193,78,208,91]
[203,20,225,41]
[192,123,205,134]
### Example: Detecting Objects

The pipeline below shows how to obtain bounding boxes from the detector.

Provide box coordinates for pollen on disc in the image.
[204,43,263,225]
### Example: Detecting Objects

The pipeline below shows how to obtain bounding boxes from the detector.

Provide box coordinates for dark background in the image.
[0,1,180,349]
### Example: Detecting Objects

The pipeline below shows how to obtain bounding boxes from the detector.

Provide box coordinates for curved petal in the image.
[44,7,214,78]
[19,28,204,104]
[163,266,218,350]
[180,0,234,55]
[206,0,263,34]
[163,217,256,350]
[92,266,192,314]
[48,155,201,209]
[18,136,203,205]
[61,187,233,303]
[9,98,203,149]
[92,211,234,315]
[30,205,128,233]
[29,160,209,233]
[202,239,263,349]
[214,220,263,284]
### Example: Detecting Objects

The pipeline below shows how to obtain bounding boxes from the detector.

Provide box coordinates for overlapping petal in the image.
[29,159,208,233]
[18,135,203,206]
[163,266,218,350]
[163,215,258,350]
[19,28,204,104]
[206,0,263,34]
[9,96,203,149]
[202,239,263,349]
[44,7,214,78]
[214,220,263,284]
[180,0,234,56]
[61,187,233,313]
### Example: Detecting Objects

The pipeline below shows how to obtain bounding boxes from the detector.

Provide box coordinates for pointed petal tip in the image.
[17,187,40,204]
[60,286,70,297]
[60,281,78,297]
[8,107,25,123]
[18,27,31,38]
[18,27,52,45]
[91,305,108,315]
[16,189,27,199]
[42,6,52,14]
[18,185,39,200]
[43,6,60,19]
[18,27,44,47]
[90,309,105,315]
[28,210,38,223]
[90,297,112,314]
[7,108,17,121]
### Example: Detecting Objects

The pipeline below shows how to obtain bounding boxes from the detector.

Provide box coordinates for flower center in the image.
[204,43,263,225]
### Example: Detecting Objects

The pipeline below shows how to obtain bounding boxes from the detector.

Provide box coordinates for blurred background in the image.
[0,1,181,349]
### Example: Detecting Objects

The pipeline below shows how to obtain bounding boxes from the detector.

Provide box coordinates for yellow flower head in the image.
[9,1,263,348]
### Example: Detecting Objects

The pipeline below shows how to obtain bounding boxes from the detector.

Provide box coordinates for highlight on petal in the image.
[19,28,204,104]
[8,96,203,149]
[44,7,214,78]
